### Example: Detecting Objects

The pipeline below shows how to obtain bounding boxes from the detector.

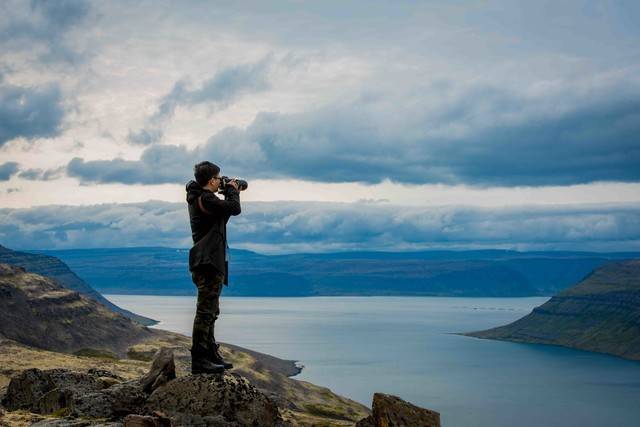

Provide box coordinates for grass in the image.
[72,348,118,360]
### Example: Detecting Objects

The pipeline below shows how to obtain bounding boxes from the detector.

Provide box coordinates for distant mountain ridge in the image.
[0,244,156,325]
[30,247,640,297]
[465,259,640,361]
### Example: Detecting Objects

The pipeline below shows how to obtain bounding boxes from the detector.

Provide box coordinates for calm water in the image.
[106,295,640,427]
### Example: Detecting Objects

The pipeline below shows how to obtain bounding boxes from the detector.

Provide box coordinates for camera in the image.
[219,176,248,192]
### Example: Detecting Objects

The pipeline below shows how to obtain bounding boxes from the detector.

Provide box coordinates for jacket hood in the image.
[186,180,204,205]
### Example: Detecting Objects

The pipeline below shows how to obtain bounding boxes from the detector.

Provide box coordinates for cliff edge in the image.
[465,259,640,361]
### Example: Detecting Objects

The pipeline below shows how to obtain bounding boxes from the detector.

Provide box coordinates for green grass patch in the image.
[303,403,355,421]
[51,407,71,417]
[126,349,155,361]
[73,348,117,360]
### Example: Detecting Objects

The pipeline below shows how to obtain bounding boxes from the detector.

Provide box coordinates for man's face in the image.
[208,174,221,192]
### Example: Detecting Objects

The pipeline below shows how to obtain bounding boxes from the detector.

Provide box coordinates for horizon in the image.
[21,244,640,257]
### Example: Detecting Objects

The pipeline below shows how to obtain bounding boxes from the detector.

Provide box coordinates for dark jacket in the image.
[186,180,241,284]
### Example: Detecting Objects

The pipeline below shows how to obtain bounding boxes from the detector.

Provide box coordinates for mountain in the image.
[0,244,156,325]
[31,247,640,297]
[464,259,640,361]
[0,263,152,355]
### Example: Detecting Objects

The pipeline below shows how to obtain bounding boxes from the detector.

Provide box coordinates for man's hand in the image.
[227,179,239,191]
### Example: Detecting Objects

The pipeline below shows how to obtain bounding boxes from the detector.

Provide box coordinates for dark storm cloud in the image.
[1,201,639,252]
[0,84,64,146]
[67,143,194,184]
[0,162,19,181]
[128,58,272,145]
[67,78,640,187]
[0,0,90,62]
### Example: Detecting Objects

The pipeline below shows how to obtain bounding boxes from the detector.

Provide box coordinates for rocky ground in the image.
[0,348,440,427]
[0,330,371,426]
[0,261,441,426]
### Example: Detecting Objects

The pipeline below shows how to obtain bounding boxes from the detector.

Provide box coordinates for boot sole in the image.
[192,369,225,375]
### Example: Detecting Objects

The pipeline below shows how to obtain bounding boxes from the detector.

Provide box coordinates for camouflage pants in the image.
[191,267,225,359]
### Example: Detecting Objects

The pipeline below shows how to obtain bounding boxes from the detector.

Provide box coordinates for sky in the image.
[1,0,639,253]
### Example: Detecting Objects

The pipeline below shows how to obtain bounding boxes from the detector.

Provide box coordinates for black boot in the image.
[191,350,225,374]
[211,343,233,370]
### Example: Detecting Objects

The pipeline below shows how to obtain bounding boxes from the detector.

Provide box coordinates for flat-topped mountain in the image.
[0,263,152,355]
[465,259,640,361]
[33,247,640,296]
[0,244,155,325]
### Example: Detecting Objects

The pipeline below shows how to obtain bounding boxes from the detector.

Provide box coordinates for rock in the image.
[1,368,56,411]
[3,349,289,426]
[1,368,107,414]
[123,413,171,427]
[31,420,97,426]
[31,420,123,427]
[139,348,175,394]
[356,393,441,427]
[98,377,122,389]
[70,380,147,419]
[87,369,123,380]
[146,373,284,427]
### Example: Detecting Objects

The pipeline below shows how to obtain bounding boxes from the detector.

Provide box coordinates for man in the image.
[186,161,241,374]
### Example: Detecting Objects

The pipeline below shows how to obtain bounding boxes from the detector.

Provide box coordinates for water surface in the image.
[106,295,640,427]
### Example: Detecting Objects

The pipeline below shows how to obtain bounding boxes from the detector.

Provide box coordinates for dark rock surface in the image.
[356,393,441,427]
[123,413,171,427]
[1,348,287,427]
[1,367,117,414]
[139,348,175,394]
[146,373,284,426]
[0,244,155,326]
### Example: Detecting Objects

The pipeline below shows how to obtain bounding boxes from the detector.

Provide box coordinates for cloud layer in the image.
[0,0,90,62]
[1,200,639,253]
[0,162,18,181]
[128,58,272,145]
[67,75,640,187]
[0,83,64,145]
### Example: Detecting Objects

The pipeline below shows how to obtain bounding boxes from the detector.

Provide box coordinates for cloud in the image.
[0,0,90,63]
[1,200,639,253]
[0,162,19,181]
[67,75,640,187]
[17,166,65,181]
[67,144,194,184]
[128,58,272,145]
[0,83,64,146]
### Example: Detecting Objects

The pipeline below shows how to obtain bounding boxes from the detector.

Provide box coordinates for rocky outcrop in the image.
[0,263,152,355]
[0,244,155,326]
[139,348,176,394]
[356,393,441,427]
[1,348,287,427]
[145,374,284,426]
[465,259,640,361]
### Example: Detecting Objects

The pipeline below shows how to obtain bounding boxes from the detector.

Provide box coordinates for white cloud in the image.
[1,200,639,253]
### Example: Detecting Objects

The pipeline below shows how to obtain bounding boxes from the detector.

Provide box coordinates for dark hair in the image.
[194,161,220,187]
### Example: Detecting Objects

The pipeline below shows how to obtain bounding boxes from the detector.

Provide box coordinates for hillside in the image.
[0,263,152,355]
[32,247,640,297]
[0,244,155,325]
[465,259,640,361]
[0,264,371,426]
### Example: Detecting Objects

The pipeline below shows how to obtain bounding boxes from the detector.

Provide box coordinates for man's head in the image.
[194,161,221,192]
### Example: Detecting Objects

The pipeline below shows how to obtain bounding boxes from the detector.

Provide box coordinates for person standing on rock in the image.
[186,161,242,374]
